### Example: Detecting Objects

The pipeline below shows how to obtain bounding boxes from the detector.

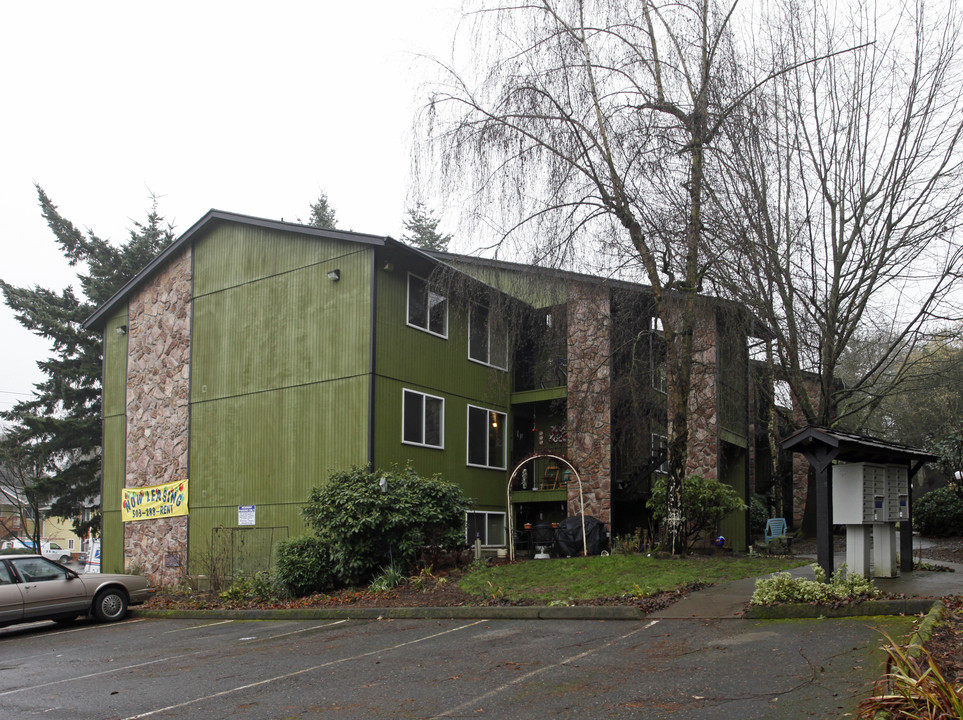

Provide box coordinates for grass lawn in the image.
[458,553,808,604]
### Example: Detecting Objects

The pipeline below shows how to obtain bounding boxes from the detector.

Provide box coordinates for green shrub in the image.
[750,564,879,606]
[913,486,963,537]
[219,571,279,604]
[647,475,747,548]
[274,535,336,597]
[749,494,769,538]
[302,465,470,585]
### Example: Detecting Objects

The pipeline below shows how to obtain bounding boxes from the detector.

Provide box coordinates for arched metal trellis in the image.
[506,453,586,560]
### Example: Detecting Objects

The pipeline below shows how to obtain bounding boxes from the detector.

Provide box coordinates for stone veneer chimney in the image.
[566,283,612,525]
[123,245,192,585]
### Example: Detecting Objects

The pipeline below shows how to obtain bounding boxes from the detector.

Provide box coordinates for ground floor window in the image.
[466,511,506,547]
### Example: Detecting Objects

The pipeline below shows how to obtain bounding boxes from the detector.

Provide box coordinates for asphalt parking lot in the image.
[0,614,914,719]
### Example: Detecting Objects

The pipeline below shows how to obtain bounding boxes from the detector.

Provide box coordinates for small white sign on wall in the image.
[238,505,256,526]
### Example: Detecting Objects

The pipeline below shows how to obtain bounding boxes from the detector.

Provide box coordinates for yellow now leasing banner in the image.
[122,479,189,522]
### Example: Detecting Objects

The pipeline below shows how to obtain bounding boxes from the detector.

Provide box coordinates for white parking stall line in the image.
[0,620,147,664]
[239,619,349,642]
[0,650,208,697]
[123,620,487,720]
[163,620,235,633]
[431,620,661,719]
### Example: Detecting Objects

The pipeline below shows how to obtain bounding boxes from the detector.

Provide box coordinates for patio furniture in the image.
[765,518,788,544]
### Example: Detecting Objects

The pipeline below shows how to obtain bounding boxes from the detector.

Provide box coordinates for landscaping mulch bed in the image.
[145,572,707,615]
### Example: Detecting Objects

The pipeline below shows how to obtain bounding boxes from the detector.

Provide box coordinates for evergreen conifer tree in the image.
[0,185,175,537]
[307,191,338,229]
[402,202,451,252]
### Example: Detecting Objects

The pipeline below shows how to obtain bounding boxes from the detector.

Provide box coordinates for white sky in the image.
[0,0,465,414]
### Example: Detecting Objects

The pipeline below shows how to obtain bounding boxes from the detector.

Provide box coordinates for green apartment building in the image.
[84,210,763,584]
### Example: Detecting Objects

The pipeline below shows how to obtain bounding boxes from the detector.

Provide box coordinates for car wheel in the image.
[93,588,129,622]
[59,555,71,564]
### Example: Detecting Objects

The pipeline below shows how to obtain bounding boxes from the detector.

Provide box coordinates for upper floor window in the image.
[407,273,448,338]
[469,303,507,369]
[403,389,444,449]
[467,405,506,469]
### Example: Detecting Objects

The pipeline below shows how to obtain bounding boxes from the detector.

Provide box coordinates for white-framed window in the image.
[402,389,444,448]
[68,539,75,550]
[652,433,668,474]
[466,511,506,547]
[468,303,507,369]
[407,273,448,338]
[467,405,506,469]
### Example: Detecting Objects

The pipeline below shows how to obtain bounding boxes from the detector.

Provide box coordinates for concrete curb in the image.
[130,605,647,622]
[865,600,946,720]
[907,599,945,654]
[744,598,936,620]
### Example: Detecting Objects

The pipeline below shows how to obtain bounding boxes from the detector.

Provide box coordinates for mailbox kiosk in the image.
[832,462,909,577]
[781,426,935,581]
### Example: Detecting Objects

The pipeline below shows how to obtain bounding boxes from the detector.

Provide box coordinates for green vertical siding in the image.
[372,253,512,512]
[375,257,509,404]
[719,443,749,551]
[187,222,373,567]
[372,377,509,509]
[192,239,371,401]
[102,309,128,574]
[102,415,127,574]
[103,310,129,417]
[190,379,369,506]
[192,223,366,296]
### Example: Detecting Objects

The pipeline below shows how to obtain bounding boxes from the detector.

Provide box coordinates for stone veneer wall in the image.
[124,246,192,585]
[685,309,719,479]
[566,283,612,525]
[789,377,823,527]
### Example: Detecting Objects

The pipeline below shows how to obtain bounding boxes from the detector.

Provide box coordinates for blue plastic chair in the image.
[765,518,788,544]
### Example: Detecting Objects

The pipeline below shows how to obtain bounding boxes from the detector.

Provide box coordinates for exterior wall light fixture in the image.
[116,325,128,335]
[327,269,341,282]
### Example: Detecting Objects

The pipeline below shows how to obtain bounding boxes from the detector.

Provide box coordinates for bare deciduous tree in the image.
[422,0,766,552]
[715,0,963,530]
[0,431,44,547]
[719,0,963,426]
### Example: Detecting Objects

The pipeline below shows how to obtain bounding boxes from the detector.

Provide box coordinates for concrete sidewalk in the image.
[651,550,963,620]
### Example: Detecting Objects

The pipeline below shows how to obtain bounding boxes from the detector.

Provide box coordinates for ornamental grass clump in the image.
[750,564,879,607]
[857,630,963,719]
